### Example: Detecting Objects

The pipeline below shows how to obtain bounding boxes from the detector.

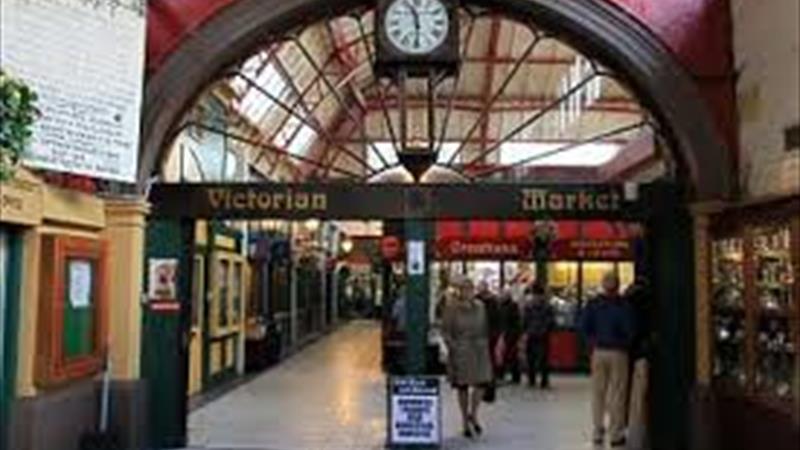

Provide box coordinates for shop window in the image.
[752,226,795,400]
[191,255,205,328]
[217,259,230,329]
[711,237,746,387]
[709,206,799,413]
[35,236,107,387]
[231,262,243,325]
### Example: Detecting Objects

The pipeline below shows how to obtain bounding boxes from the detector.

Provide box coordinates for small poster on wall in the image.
[68,260,93,308]
[148,258,178,300]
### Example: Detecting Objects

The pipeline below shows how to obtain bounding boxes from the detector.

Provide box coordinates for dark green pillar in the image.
[141,218,195,449]
[404,219,431,374]
[644,182,695,450]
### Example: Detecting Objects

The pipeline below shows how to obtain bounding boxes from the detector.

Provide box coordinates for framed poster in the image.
[148,258,178,300]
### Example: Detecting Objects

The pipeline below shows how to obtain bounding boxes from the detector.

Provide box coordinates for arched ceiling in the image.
[146,0,737,155]
[143,0,735,199]
[165,8,656,184]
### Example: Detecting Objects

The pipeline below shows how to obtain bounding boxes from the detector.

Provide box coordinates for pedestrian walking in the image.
[580,272,636,448]
[442,277,494,439]
[625,277,651,449]
[497,290,522,383]
[522,283,555,389]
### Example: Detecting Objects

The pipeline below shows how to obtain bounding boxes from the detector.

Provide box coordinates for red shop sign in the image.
[550,239,633,260]
[435,239,533,260]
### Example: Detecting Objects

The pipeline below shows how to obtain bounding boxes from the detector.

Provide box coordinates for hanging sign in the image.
[149,183,642,221]
[388,376,442,446]
[0,0,147,182]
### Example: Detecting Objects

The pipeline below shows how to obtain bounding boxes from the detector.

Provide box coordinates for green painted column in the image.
[0,229,22,449]
[141,218,195,449]
[404,219,431,375]
[643,182,695,450]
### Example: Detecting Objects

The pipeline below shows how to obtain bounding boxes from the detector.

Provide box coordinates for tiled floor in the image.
[187,321,598,450]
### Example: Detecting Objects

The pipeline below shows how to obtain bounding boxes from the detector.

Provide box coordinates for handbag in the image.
[482,381,496,403]
[493,334,507,367]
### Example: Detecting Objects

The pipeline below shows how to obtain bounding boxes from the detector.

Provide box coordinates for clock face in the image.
[385,0,449,55]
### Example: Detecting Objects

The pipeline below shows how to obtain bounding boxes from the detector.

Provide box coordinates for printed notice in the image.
[68,260,93,308]
[0,0,147,182]
[407,240,425,275]
[389,377,441,445]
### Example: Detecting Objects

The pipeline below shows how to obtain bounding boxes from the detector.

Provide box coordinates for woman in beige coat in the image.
[441,278,493,439]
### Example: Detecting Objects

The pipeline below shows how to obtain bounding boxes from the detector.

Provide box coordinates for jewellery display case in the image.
[708,197,799,415]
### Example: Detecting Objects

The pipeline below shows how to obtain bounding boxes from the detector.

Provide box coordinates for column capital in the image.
[104,197,151,227]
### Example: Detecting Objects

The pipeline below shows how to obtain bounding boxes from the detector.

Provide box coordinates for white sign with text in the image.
[0,0,147,182]
[389,376,441,446]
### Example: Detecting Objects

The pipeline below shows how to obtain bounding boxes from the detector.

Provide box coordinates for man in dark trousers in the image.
[522,283,555,389]
[580,272,636,448]
[497,290,522,383]
[476,281,502,375]
[625,277,651,449]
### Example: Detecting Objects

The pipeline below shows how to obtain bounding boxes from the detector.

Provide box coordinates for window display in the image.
[709,202,799,413]
[711,237,746,386]
[752,226,795,400]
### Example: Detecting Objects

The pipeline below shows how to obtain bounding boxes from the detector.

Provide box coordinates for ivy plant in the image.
[0,69,39,182]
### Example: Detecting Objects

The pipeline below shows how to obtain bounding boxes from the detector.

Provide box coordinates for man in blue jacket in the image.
[580,272,635,448]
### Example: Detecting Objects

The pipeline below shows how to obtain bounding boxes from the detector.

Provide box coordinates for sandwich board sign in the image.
[388,376,441,448]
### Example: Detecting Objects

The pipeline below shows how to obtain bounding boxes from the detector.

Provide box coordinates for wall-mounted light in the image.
[304,219,321,232]
[341,238,354,254]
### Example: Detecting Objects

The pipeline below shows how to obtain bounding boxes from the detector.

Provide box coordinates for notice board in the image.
[0,0,147,182]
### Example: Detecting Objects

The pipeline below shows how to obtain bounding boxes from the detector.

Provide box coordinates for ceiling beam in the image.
[464,55,574,65]
[479,17,503,157]
[364,96,641,114]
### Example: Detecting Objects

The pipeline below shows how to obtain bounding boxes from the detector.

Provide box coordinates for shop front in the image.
[383,219,642,372]
[695,195,800,449]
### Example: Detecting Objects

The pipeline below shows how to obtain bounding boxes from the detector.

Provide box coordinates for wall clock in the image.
[375,0,460,78]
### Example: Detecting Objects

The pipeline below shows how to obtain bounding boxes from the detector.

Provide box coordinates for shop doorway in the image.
[139,1,733,448]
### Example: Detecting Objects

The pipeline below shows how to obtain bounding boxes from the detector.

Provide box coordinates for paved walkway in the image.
[188,321,596,450]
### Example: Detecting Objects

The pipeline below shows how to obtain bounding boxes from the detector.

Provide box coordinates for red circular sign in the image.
[381,236,402,259]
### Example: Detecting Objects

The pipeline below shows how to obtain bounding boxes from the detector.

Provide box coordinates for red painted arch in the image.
[145,0,737,165]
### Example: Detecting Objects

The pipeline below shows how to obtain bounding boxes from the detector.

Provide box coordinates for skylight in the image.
[499,142,622,167]
[369,142,400,169]
[236,61,291,126]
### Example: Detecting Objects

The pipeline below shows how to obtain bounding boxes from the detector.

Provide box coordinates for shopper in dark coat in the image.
[497,290,523,383]
[476,281,502,374]
[522,283,555,389]
[625,277,651,448]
